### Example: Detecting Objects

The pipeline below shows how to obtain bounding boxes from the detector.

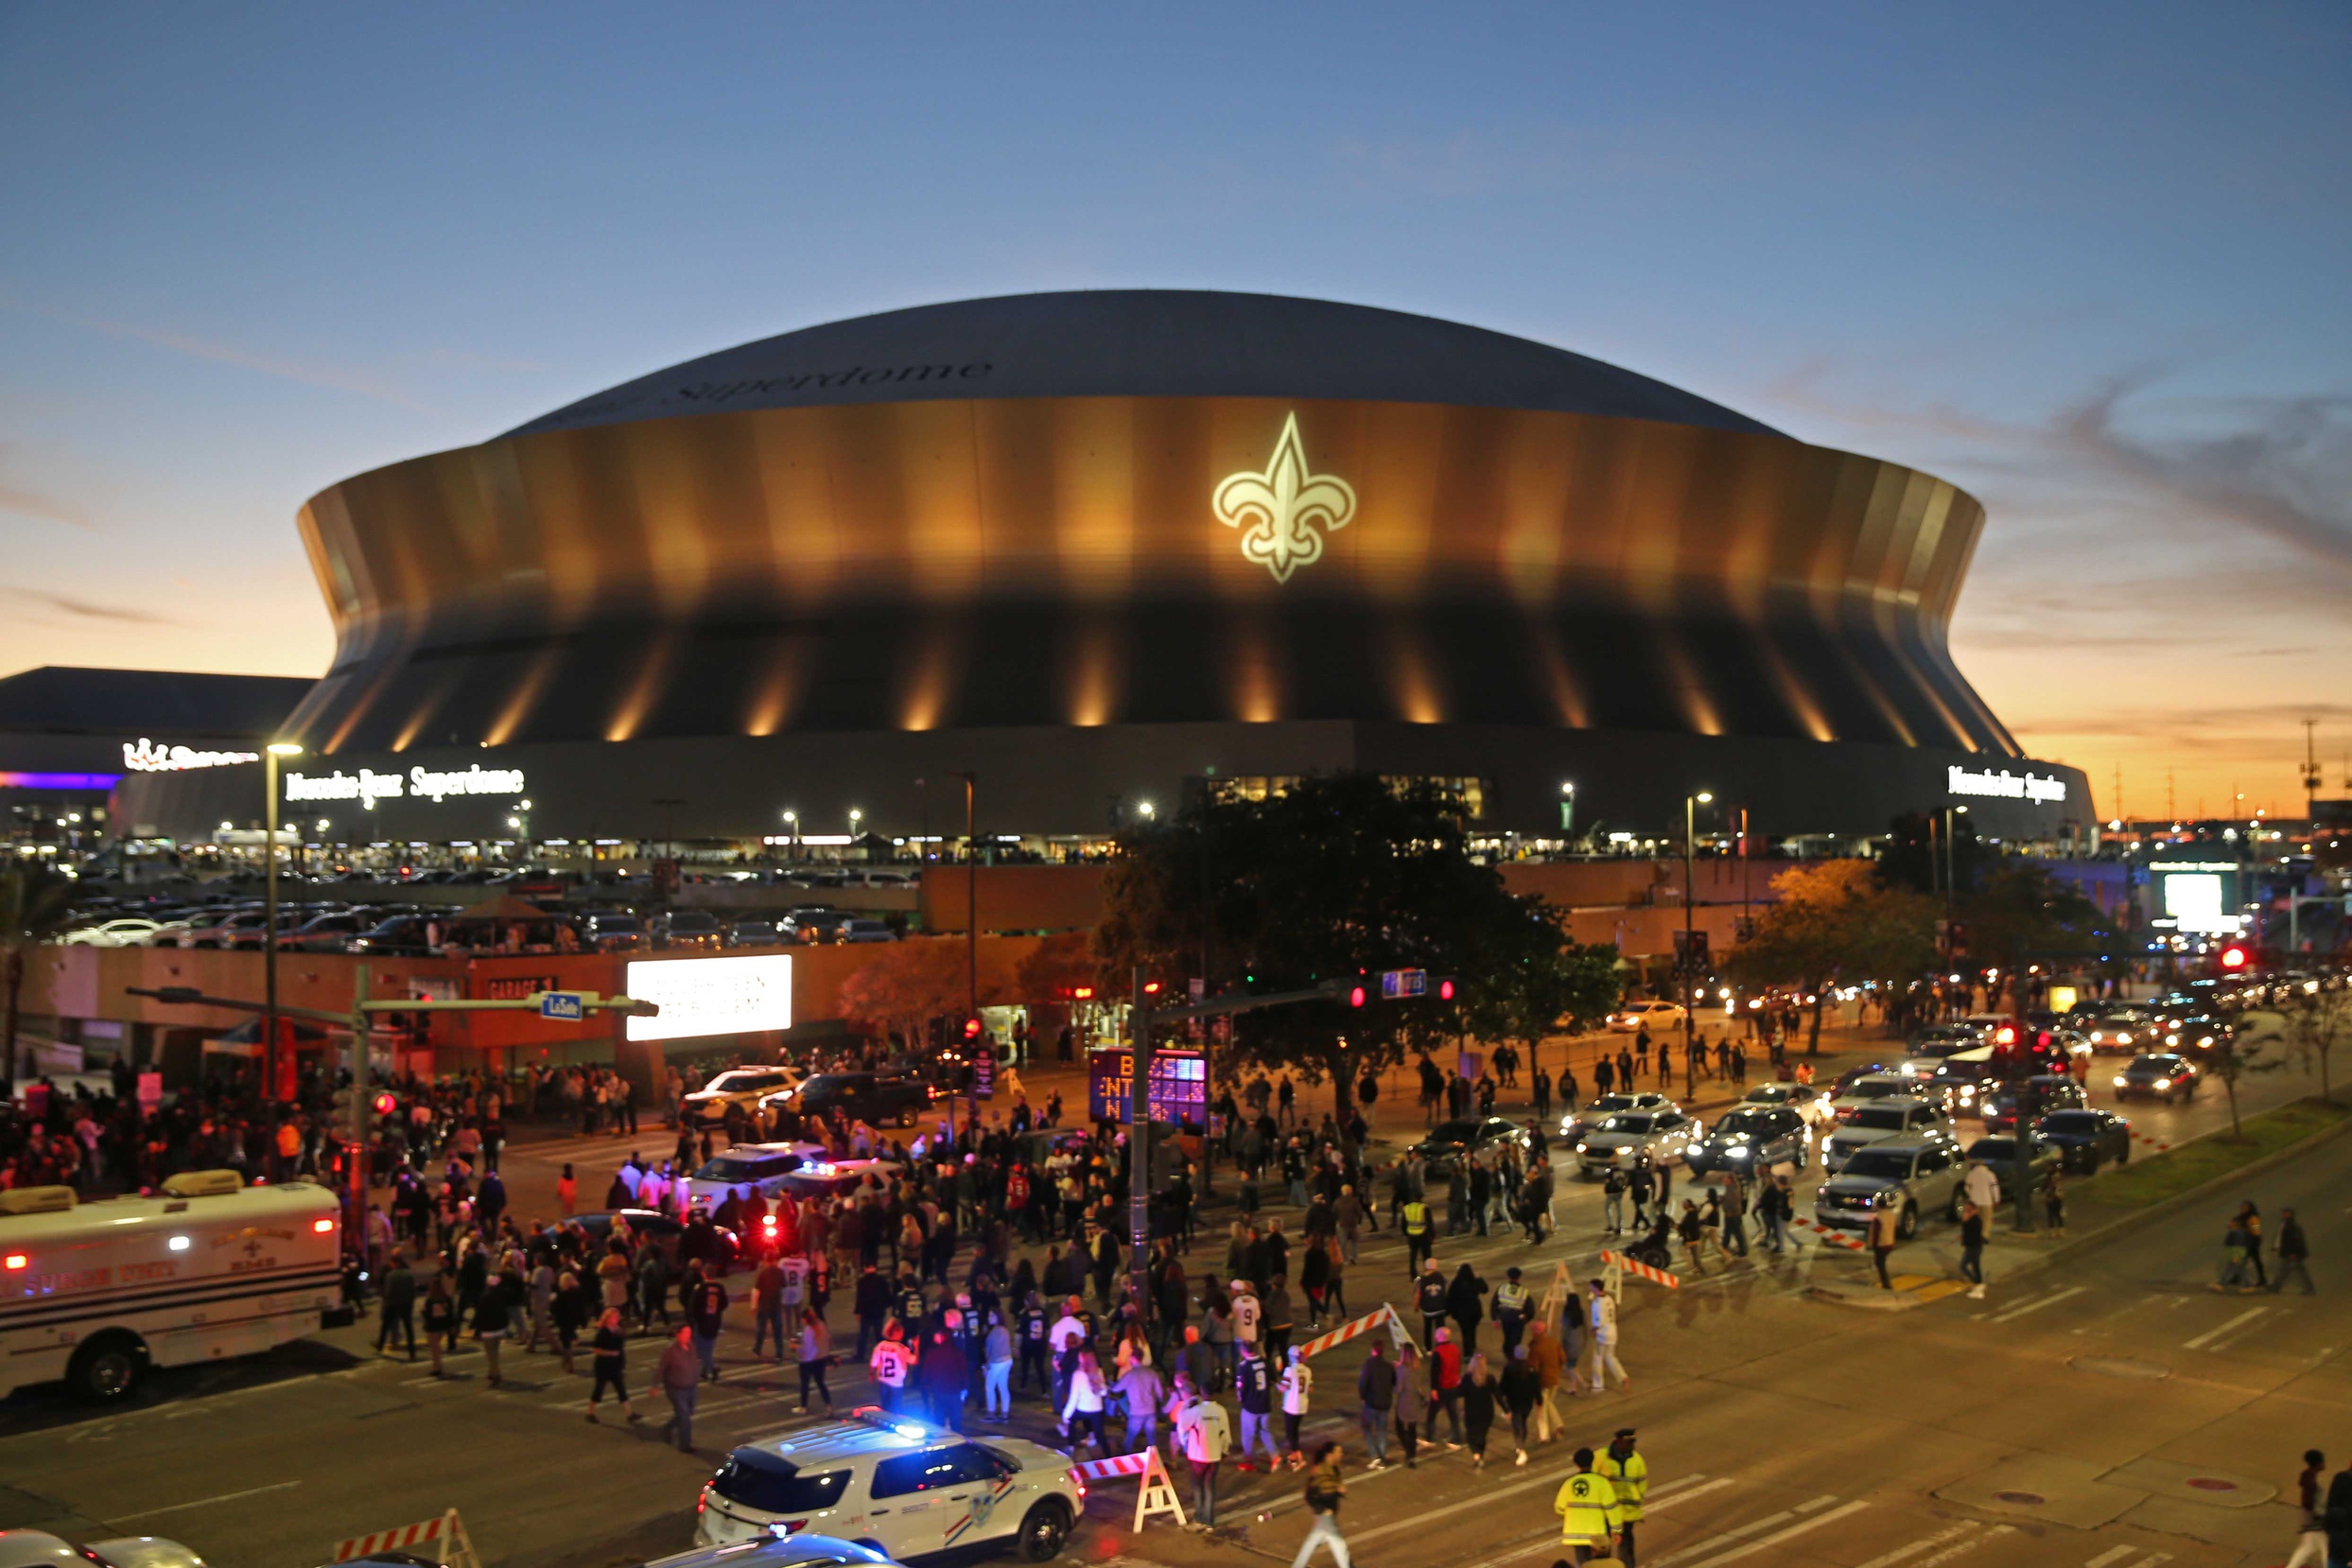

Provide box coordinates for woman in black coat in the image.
[1459,1351,1499,1469]
[1444,1262,1488,1352]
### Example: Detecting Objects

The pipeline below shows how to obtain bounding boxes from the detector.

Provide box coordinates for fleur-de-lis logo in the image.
[1213,412,1357,584]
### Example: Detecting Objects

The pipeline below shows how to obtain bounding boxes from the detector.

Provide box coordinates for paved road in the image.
[0,1015,2334,1568]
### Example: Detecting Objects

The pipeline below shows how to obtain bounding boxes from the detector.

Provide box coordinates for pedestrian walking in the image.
[684,1260,729,1382]
[375,1250,418,1360]
[982,1309,1015,1420]
[2042,1168,2066,1237]
[2241,1203,2270,1290]
[1526,1319,1567,1440]
[2214,1214,2254,1292]
[1059,1349,1110,1455]
[2287,1448,2326,1568]
[1461,1352,1497,1469]
[1235,1340,1284,1468]
[1393,1343,1428,1469]
[1356,1340,1395,1470]
[2274,1208,2315,1295]
[1291,1441,1351,1568]
[1280,1347,1314,1467]
[1959,1201,1988,1299]
[1117,1354,1166,1455]
[796,1307,834,1414]
[474,1265,514,1387]
[1585,1279,1629,1392]
[1174,1380,1231,1528]
[584,1306,639,1424]
[654,1325,701,1451]
[1499,1344,1540,1466]
[1870,1196,1903,1290]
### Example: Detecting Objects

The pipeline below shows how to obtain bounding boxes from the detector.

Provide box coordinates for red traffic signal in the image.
[2218,944,2252,971]
[1347,984,1368,1007]
[1435,976,1457,1002]
[372,1091,396,1116]
[962,1016,983,1040]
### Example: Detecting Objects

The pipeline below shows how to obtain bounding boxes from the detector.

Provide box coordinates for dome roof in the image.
[504,289,1780,440]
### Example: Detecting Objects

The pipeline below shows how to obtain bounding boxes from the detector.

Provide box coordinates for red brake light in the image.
[762,1215,777,1229]
[312,1218,335,1234]
[4,1254,27,1271]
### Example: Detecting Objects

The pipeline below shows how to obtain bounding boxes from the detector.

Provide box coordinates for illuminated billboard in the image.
[623,953,793,1042]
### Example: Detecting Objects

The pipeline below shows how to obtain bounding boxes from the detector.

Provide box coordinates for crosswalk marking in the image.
[1674,1499,1869,1568]
[1856,1521,1981,1568]
[1650,1496,1835,1568]
[1989,1285,2085,1323]
[2183,1306,2268,1350]
[2082,1547,2134,1568]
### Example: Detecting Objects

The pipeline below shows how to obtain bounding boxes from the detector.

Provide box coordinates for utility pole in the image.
[1683,792,1712,1090]
[2302,720,2322,823]
[263,741,303,1098]
[955,771,979,1148]
[1129,965,1152,1315]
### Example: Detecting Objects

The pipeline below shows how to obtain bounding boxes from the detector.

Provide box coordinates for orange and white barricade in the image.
[1599,1249,1681,1292]
[1786,1216,1866,1251]
[333,1508,479,1568]
[1294,1301,1419,1359]
[1074,1448,1186,1531]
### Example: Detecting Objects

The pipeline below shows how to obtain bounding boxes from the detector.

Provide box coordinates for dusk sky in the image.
[3,3,2345,819]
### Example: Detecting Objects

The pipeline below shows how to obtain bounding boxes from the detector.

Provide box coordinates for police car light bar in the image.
[848,1405,937,1442]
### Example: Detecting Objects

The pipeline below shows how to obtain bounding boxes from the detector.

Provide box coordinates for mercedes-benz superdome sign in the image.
[622,953,793,1042]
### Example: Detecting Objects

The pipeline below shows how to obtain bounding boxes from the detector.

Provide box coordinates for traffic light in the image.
[2218,943,2252,972]
[372,1091,396,1117]
[1434,976,1457,1002]
[962,1016,983,1042]
[1344,977,1368,1007]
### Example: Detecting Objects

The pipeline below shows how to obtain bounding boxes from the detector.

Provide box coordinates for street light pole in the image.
[1684,791,1712,1089]
[263,741,303,1099]
[953,772,979,1148]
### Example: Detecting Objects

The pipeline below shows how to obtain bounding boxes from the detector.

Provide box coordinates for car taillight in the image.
[1071,1469,1088,1499]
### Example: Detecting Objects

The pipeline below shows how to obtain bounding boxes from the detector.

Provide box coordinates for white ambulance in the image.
[0,1170,341,1402]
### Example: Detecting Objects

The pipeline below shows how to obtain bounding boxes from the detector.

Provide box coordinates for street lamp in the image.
[263,741,304,1099]
[1137,800,1156,821]
[1559,780,1577,839]
[1683,791,1713,1085]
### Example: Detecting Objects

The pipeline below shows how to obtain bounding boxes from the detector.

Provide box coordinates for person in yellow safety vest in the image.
[1553,1446,1622,1564]
[1401,1198,1434,1277]
[1595,1427,1648,1566]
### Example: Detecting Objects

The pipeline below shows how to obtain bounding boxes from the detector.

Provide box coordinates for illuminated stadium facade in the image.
[120,290,2091,848]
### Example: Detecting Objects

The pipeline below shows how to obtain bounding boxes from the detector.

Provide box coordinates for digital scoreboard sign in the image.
[1087,1046,1208,1126]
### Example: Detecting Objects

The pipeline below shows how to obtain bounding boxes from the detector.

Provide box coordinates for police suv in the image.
[696,1409,1082,1562]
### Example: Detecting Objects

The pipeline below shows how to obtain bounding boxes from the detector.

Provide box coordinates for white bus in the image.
[0,1170,341,1401]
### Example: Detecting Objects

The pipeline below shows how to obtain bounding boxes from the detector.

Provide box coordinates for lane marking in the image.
[1990,1286,2085,1323]
[1856,1521,1980,1568]
[1681,1499,1871,1568]
[110,1480,303,1522]
[1349,1469,1713,1546]
[1916,1524,2010,1567]
[2183,1306,2269,1350]
[2083,1547,2135,1568]
[1651,1499,1826,1568]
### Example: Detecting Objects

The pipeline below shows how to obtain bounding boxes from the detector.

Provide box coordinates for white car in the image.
[1558,1090,1673,1140]
[1575,1108,1703,1175]
[696,1409,1082,1562]
[1734,1081,1834,1129]
[0,1529,204,1568]
[682,1141,829,1211]
[645,1539,901,1568]
[1607,1001,1687,1033]
[682,1067,809,1130]
[61,918,163,948]
[1821,1097,1953,1172]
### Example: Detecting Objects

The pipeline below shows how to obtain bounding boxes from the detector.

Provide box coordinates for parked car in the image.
[841,917,897,943]
[582,911,649,952]
[785,910,851,944]
[286,911,369,951]
[2034,1108,2132,1172]
[1409,1116,1530,1176]
[725,918,781,948]
[346,914,437,955]
[61,917,163,948]
[0,1529,206,1568]
[642,1536,900,1568]
[653,909,725,950]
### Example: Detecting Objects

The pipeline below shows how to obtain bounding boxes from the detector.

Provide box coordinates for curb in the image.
[1947,1100,2352,1292]
[1806,1281,1922,1312]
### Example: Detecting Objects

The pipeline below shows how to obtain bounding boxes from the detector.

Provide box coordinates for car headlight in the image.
[1724,1145,1750,1160]
[2153,1079,2169,1090]
[2113,1075,2127,1087]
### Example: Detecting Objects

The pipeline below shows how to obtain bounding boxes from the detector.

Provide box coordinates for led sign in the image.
[122,738,259,772]
[623,953,793,1042]
[1946,765,2067,805]
[285,764,527,808]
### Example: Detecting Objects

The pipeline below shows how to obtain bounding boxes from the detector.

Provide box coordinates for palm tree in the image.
[2,864,76,1082]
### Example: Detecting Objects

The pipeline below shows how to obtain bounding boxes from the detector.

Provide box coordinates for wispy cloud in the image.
[0,291,431,411]
[3,586,176,625]
[0,481,93,530]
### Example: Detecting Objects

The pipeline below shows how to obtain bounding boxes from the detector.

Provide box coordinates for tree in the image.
[1095,775,1532,1113]
[2201,1019,2284,1140]
[835,939,973,1055]
[1956,865,2117,1010]
[1879,810,1981,899]
[2280,980,2349,1106]
[1462,902,1620,1076]
[1012,931,1100,1006]
[3,865,75,1081]
[1719,861,1938,1053]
